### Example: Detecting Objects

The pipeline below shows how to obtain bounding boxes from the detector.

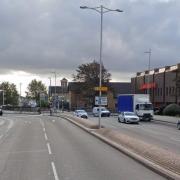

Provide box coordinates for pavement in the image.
[154,115,179,124]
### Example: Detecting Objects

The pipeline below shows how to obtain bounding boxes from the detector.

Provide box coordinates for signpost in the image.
[95,96,107,106]
[94,86,108,92]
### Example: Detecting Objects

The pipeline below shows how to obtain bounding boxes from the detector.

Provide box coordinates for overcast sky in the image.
[0,0,180,95]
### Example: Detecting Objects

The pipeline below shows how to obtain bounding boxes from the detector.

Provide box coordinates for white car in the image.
[92,107,110,117]
[74,110,88,119]
[118,111,139,124]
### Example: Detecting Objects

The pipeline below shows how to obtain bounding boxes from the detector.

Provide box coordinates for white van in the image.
[92,107,110,117]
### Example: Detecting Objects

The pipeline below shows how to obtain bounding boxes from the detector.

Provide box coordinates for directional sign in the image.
[94,86,108,91]
[95,96,107,105]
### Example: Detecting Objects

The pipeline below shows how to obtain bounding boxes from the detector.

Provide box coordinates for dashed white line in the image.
[43,127,46,132]
[44,133,48,141]
[51,162,59,180]
[47,143,52,155]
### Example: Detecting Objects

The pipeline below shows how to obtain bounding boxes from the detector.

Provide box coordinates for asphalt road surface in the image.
[0,114,165,180]
[89,115,180,154]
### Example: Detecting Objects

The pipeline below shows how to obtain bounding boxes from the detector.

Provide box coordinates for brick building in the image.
[49,79,132,111]
[131,63,180,107]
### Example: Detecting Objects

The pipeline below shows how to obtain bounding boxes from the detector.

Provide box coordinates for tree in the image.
[73,60,111,106]
[0,82,19,105]
[26,79,47,103]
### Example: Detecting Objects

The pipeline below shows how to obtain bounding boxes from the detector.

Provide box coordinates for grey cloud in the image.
[0,0,179,80]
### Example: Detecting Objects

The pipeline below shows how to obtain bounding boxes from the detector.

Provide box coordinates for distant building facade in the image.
[49,79,132,111]
[131,63,180,107]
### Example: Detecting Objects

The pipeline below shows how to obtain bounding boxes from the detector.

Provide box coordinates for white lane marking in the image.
[44,133,48,141]
[51,162,59,180]
[47,143,52,155]
[52,120,56,122]
[43,127,46,132]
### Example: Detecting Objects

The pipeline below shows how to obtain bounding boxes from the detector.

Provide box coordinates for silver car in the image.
[118,111,139,124]
[74,110,88,119]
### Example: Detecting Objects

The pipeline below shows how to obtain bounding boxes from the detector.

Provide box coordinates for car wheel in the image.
[118,117,120,122]
[124,118,126,123]
[177,124,180,130]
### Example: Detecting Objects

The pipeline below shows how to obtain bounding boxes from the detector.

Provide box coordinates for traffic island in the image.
[93,128,180,179]
[61,114,180,180]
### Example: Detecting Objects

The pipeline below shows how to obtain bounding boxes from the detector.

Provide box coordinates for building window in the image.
[169,87,171,95]
[166,87,168,96]
[172,87,175,95]
[160,88,162,96]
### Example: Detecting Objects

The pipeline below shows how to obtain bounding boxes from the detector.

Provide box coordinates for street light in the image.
[80,5,123,128]
[144,48,152,95]
[48,77,52,99]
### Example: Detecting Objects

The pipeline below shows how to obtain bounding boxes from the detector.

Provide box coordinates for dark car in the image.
[177,120,180,130]
[0,108,3,116]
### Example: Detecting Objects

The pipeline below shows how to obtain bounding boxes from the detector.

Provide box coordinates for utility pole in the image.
[80,5,123,128]
[144,48,152,95]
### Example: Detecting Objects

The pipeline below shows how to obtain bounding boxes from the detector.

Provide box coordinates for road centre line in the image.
[47,143,52,155]
[51,162,59,180]
[44,133,48,141]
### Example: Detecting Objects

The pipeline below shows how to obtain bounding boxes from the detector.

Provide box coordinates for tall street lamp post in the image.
[52,72,57,109]
[144,48,152,95]
[48,77,52,99]
[80,5,123,128]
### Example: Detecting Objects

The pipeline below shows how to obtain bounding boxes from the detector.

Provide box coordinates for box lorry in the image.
[117,94,154,121]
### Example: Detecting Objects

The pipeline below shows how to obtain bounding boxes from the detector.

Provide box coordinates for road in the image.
[0,114,165,180]
[89,115,180,154]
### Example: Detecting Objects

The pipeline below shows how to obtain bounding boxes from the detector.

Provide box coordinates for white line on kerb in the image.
[47,143,52,155]
[51,162,59,180]
[44,133,48,141]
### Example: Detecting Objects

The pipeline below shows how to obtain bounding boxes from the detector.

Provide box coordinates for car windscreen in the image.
[139,104,153,110]
[77,110,85,113]
[124,112,136,116]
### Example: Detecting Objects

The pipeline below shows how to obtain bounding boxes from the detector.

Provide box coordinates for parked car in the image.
[0,108,3,116]
[74,110,88,119]
[118,111,139,124]
[92,107,110,117]
[177,120,180,130]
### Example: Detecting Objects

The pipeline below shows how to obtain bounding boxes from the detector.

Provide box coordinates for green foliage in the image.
[0,82,19,105]
[163,104,180,116]
[72,61,111,106]
[39,100,49,108]
[26,79,47,102]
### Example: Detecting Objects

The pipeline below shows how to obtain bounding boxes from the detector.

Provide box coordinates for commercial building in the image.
[131,63,180,107]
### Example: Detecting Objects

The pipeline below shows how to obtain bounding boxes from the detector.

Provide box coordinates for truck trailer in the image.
[117,94,154,121]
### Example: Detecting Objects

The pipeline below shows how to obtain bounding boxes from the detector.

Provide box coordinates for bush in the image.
[163,104,180,116]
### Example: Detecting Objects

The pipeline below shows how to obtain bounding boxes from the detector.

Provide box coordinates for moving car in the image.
[177,120,180,130]
[92,107,110,117]
[0,108,3,116]
[74,110,88,119]
[118,111,139,124]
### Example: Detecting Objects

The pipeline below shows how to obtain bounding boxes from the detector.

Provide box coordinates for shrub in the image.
[163,104,180,116]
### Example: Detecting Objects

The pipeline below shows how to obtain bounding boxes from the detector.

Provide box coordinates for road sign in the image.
[94,86,108,91]
[95,96,107,105]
